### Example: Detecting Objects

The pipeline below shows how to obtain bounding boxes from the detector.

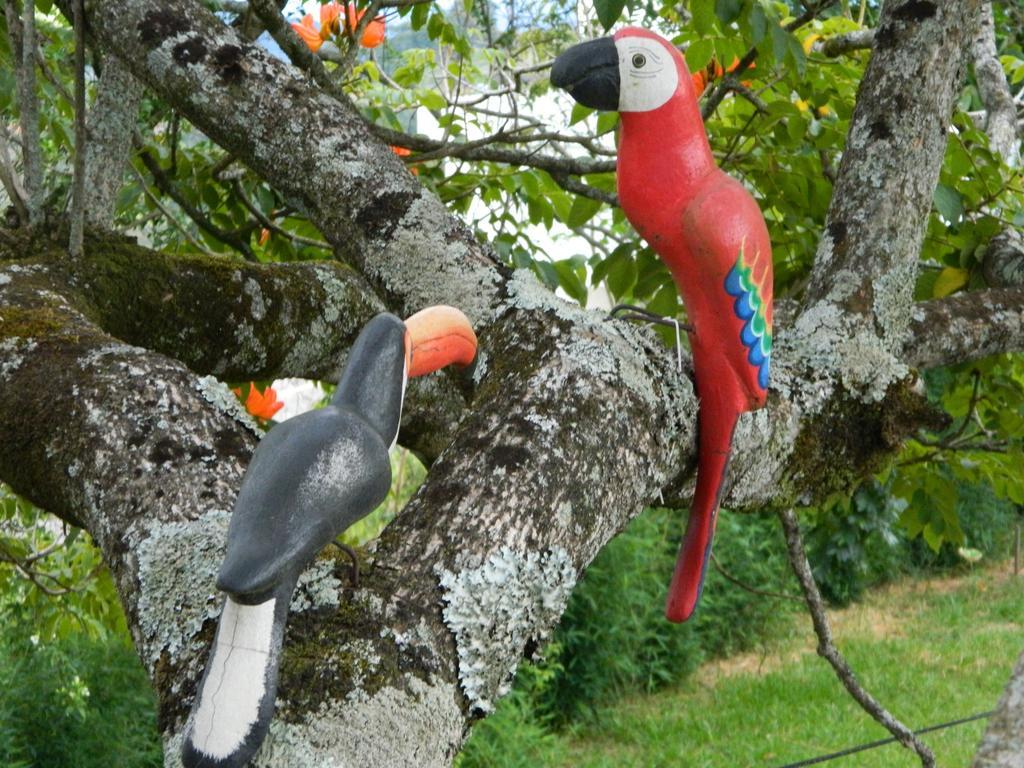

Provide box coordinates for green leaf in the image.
[420,91,446,111]
[607,255,638,297]
[770,22,789,63]
[410,1,430,27]
[594,0,627,30]
[596,111,619,135]
[932,266,969,298]
[570,103,594,126]
[715,0,744,25]
[567,196,603,228]
[747,2,767,44]
[933,183,963,224]
[686,39,716,74]
[553,259,589,306]
[691,0,716,36]
[427,12,444,40]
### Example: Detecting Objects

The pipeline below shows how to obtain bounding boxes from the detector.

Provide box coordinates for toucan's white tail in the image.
[182,582,291,768]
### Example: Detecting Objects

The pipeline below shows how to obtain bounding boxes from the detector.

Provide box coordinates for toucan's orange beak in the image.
[403,305,477,378]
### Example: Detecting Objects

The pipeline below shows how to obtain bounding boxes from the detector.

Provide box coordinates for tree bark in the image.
[973,650,1024,768]
[83,56,145,227]
[971,2,1020,168]
[2,0,1018,765]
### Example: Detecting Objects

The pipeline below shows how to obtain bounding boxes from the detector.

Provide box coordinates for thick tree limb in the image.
[779,508,936,767]
[72,235,381,380]
[780,0,983,421]
[904,287,1024,369]
[971,3,1020,168]
[84,56,144,226]
[68,0,87,257]
[804,0,981,350]
[9,0,44,224]
[982,229,1024,289]
[0,125,29,223]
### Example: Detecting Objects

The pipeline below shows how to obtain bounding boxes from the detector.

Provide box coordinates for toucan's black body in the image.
[218,312,406,603]
[182,313,408,768]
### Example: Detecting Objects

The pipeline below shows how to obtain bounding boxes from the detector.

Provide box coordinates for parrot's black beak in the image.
[551,37,620,112]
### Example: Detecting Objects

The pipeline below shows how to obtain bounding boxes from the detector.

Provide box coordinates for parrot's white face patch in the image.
[616,37,679,113]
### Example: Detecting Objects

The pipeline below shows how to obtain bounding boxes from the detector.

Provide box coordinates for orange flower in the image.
[691,57,752,96]
[291,2,385,52]
[258,228,271,246]
[244,382,284,421]
[341,3,386,48]
[291,11,328,53]
[389,145,418,174]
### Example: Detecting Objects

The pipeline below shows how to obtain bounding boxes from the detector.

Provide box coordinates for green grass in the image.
[472,564,1023,768]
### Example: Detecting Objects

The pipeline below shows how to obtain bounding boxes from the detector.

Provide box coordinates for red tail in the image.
[665,405,738,623]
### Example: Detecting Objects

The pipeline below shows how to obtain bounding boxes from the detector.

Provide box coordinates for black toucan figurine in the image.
[182,307,477,768]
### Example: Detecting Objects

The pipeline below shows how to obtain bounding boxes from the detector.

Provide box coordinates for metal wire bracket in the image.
[608,303,689,374]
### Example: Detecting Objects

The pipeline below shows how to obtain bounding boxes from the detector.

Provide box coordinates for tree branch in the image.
[370,125,618,177]
[971,3,1020,168]
[84,56,144,227]
[778,507,936,767]
[972,648,1024,768]
[72,234,382,380]
[786,0,983,404]
[0,124,29,223]
[804,0,981,326]
[982,228,1024,289]
[68,0,87,257]
[80,0,507,322]
[814,28,874,57]
[9,0,44,225]
[904,287,1024,369]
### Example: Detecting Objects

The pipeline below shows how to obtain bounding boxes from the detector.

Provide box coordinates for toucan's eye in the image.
[632,53,647,68]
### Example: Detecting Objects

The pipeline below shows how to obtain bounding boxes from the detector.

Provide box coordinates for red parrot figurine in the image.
[552,28,773,622]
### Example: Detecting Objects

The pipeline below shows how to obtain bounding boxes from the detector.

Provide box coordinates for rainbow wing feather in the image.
[724,250,772,391]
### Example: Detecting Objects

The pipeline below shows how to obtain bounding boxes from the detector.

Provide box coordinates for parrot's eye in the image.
[632,53,647,68]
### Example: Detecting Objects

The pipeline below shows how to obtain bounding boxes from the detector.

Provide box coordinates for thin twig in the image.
[129,165,223,258]
[778,508,936,768]
[369,124,617,176]
[339,0,384,76]
[549,171,618,206]
[35,46,75,105]
[710,552,803,602]
[137,147,257,260]
[702,0,836,120]
[231,180,332,250]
